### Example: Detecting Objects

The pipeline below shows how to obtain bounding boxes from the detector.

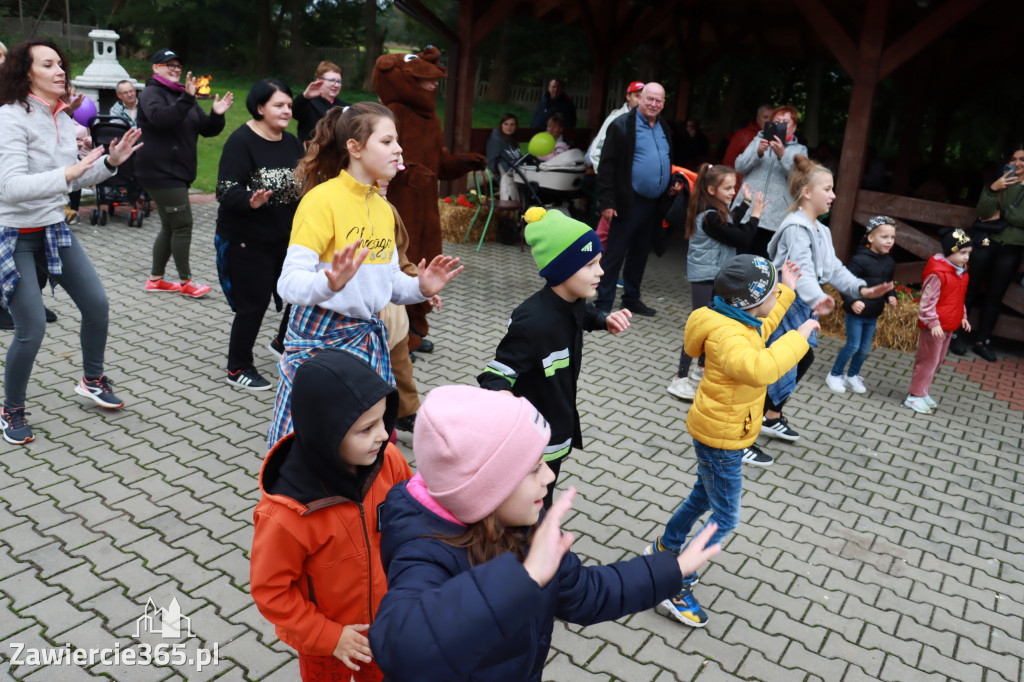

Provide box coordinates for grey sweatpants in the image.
[4,230,108,407]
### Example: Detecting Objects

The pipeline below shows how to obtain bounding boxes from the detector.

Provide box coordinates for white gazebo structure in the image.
[70,29,140,114]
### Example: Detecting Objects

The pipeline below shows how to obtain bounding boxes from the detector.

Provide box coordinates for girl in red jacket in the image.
[251,349,412,681]
[905,229,972,414]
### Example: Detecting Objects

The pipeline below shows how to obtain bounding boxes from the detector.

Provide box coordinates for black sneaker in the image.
[761,415,800,441]
[267,338,285,359]
[1,406,33,444]
[972,341,997,362]
[396,413,417,432]
[226,368,272,391]
[741,444,774,467]
[414,336,434,354]
[948,331,967,356]
[75,375,124,408]
[44,307,57,323]
[624,300,656,317]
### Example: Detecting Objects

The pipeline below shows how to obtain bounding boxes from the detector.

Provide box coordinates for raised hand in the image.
[860,281,894,299]
[523,487,577,587]
[606,309,632,334]
[418,254,463,297]
[751,191,768,219]
[798,318,821,339]
[65,146,104,182]
[332,624,372,671]
[303,79,324,99]
[106,127,144,166]
[212,92,234,115]
[249,189,274,209]
[779,260,801,291]
[812,294,835,317]
[676,522,723,578]
[325,241,369,292]
[184,72,197,96]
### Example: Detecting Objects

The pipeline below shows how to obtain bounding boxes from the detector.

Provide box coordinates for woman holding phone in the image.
[957,146,1024,361]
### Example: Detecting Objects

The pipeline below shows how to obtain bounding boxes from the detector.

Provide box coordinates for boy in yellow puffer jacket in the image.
[644,255,817,629]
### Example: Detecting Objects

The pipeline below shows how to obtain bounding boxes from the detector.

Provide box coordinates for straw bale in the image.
[439,200,497,245]
[818,285,921,353]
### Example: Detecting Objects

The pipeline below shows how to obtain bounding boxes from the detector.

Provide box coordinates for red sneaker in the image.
[179,280,212,298]
[145,278,181,293]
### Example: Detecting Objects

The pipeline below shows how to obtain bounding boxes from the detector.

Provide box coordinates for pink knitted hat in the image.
[413,385,551,524]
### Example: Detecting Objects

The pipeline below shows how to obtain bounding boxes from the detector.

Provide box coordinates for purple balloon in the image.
[72,96,97,126]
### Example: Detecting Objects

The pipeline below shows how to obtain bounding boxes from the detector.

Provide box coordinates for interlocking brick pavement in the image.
[0,199,1021,680]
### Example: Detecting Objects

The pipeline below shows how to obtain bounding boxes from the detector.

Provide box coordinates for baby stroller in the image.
[87,115,151,227]
[514,148,587,205]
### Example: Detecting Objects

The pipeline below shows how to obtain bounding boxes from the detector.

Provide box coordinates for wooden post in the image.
[829,0,888,261]
[588,62,611,129]
[453,0,476,154]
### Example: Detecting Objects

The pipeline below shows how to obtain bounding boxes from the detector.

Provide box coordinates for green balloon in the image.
[528,132,556,157]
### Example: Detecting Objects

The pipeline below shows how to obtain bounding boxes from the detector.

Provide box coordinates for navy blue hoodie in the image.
[368,481,682,681]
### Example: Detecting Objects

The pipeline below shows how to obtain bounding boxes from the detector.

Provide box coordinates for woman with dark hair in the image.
[0,39,142,444]
[958,145,1024,361]
[485,113,520,175]
[215,78,304,391]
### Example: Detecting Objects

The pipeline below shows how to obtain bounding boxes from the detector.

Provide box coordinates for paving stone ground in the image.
[1,199,1022,681]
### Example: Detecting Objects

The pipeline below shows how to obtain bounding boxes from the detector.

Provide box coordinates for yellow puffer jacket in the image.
[685,285,810,449]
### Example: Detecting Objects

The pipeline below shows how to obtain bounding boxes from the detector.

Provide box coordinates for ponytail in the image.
[296,101,395,194]
[685,163,736,239]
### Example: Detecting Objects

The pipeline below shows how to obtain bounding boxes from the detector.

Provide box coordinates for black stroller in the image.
[87,115,151,227]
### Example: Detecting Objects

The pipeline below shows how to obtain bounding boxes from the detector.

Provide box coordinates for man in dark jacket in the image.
[530,78,577,129]
[136,49,233,298]
[595,82,673,316]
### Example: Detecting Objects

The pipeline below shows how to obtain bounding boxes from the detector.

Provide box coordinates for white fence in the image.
[0,19,97,53]
[437,78,629,120]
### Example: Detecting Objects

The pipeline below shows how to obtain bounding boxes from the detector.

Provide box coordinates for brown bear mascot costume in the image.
[373,46,486,352]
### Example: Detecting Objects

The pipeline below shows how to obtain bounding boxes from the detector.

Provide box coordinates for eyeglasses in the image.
[158,63,183,72]
[322,78,342,85]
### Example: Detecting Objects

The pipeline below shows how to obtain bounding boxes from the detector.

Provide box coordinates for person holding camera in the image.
[956,145,1024,362]
[731,106,807,256]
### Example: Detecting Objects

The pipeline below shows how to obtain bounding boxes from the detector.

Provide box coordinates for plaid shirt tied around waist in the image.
[0,222,72,308]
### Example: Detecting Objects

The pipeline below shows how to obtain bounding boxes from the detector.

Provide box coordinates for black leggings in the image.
[763,349,815,414]
[677,281,714,377]
[968,243,1023,342]
[224,239,288,372]
[543,456,565,509]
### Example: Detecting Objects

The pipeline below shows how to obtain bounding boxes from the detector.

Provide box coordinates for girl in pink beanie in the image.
[368,385,721,681]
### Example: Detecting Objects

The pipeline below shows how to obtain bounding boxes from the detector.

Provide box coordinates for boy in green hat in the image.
[478,207,633,506]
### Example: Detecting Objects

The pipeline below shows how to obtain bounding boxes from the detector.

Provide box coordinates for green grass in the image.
[191,79,533,193]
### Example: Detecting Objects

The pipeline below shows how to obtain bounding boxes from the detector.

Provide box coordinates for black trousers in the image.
[543,456,565,509]
[596,195,659,310]
[224,239,288,372]
[968,243,1023,342]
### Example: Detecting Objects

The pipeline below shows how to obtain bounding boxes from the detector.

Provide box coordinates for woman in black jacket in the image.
[135,49,233,298]
[215,78,303,391]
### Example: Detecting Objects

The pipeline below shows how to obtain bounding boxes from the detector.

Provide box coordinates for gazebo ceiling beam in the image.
[878,0,992,79]
[395,0,459,44]
[610,0,678,63]
[471,0,526,47]
[790,0,857,74]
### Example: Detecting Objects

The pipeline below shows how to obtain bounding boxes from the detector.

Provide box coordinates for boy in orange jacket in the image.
[251,348,412,681]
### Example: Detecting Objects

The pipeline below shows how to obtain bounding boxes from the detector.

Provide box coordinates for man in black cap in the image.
[135,49,234,299]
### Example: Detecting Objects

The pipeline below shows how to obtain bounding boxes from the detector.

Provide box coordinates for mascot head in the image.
[373,45,447,116]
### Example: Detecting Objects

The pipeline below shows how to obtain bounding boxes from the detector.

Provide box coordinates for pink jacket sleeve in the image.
[917,274,942,330]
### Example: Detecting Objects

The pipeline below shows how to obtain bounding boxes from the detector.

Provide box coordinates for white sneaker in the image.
[667,376,698,401]
[922,394,937,409]
[825,373,846,393]
[690,365,705,382]
[903,395,934,414]
[844,375,867,394]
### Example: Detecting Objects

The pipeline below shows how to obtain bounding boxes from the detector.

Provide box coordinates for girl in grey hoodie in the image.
[760,155,893,443]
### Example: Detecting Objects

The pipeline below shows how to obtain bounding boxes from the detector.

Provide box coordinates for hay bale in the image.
[818,284,921,353]
[439,200,497,245]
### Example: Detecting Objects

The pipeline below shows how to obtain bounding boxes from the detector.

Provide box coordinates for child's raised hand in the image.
[812,295,835,317]
[333,624,372,671]
[751,192,768,219]
[325,241,369,291]
[606,309,632,334]
[742,183,753,202]
[418,254,463,297]
[797,318,820,339]
[851,300,865,314]
[930,325,945,339]
[523,487,577,588]
[676,522,723,577]
[779,260,801,290]
[860,281,894,299]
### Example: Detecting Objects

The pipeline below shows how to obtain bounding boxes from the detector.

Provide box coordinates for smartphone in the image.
[1003,164,1015,178]
[764,121,786,142]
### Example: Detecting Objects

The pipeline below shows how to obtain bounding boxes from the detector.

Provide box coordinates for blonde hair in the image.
[787,154,832,214]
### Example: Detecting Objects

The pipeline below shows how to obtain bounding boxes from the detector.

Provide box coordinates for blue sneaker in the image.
[660,582,708,627]
[1,406,34,445]
[616,278,624,288]
[643,537,698,584]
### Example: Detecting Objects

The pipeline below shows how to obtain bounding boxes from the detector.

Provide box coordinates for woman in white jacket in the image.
[0,40,141,444]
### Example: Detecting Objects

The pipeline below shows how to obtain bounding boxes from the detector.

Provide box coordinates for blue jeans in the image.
[830,314,877,378]
[662,440,742,584]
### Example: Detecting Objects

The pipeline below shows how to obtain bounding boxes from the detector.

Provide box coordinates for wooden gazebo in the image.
[397,0,1024,341]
